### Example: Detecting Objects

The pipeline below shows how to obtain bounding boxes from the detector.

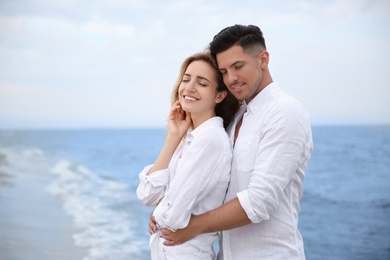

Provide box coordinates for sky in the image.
[0,0,389,129]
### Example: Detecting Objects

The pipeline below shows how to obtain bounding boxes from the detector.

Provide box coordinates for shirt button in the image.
[167,202,171,206]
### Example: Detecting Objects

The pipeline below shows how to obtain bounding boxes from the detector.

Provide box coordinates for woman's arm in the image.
[136,101,191,206]
[153,130,231,231]
[149,101,191,174]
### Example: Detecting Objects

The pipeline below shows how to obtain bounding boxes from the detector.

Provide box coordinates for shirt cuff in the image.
[139,165,169,187]
[153,200,177,231]
[237,190,262,223]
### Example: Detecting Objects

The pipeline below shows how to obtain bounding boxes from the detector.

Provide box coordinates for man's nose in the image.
[227,72,238,85]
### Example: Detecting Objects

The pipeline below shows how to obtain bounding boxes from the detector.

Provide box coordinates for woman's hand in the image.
[148,210,158,235]
[167,101,191,138]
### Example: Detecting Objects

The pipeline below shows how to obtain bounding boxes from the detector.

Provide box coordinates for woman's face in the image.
[178,60,224,118]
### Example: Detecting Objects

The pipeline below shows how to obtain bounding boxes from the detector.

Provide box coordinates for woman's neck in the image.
[191,111,216,129]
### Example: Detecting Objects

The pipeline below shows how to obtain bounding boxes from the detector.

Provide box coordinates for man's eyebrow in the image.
[230,61,243,68]
[219,61,243,71]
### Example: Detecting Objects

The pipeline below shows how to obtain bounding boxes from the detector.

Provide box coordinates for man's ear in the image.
[258,50,269,68]
[216,90,227,103]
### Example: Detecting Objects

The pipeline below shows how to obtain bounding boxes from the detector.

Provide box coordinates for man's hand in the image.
[161,215,201,246]
[161,227,197,246]
[160,198,251,245]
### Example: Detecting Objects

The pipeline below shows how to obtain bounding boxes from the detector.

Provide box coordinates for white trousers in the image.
[149,233,215,260]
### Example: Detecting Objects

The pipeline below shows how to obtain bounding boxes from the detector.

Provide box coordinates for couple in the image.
[137,24,313,260]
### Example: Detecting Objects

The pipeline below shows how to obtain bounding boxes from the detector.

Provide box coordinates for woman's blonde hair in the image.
[170,51,239,129]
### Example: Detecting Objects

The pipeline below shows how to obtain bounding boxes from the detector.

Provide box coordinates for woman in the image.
[136,52,239,259]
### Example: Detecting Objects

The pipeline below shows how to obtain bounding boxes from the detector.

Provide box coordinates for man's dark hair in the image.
[209,24,266,58]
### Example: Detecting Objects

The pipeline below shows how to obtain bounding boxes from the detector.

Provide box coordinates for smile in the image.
[230,83,245,93]
[183,95,198,101]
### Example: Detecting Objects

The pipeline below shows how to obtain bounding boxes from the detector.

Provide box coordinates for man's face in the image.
[216,45,263,103]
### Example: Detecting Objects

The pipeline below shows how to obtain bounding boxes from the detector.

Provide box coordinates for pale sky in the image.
[0,0,389,129]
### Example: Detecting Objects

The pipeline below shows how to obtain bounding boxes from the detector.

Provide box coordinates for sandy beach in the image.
[0,151,87,260]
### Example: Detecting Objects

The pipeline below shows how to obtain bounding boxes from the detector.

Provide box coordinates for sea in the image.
[0,125,389,260]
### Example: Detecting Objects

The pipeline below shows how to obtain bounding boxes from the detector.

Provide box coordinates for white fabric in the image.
[219,83,313,260]
[137,116,232,260]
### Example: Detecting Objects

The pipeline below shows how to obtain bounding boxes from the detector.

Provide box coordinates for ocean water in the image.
[0,126,389,260]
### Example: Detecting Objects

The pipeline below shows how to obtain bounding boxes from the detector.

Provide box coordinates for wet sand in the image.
[0,152,87,260]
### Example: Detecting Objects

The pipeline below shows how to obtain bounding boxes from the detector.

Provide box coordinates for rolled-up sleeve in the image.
[153,134,229,230]
[136,164,170,207]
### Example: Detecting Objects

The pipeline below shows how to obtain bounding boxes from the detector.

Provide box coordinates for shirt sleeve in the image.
[153,133,229,230]
[237,101,312,223]
[136,164,170,207]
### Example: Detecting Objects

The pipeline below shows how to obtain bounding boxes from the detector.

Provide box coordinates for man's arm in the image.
[161,197,251,246]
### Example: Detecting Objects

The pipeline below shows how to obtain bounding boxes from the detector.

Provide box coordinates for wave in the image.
[48,160,147,260]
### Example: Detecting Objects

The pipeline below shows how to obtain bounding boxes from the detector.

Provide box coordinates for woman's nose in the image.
[185,81,196,92]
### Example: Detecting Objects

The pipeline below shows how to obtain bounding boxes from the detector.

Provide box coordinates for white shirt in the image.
[220,83,313,260]
[137,117,232,259]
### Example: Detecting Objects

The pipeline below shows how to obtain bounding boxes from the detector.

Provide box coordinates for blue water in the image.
[0,126,389,259]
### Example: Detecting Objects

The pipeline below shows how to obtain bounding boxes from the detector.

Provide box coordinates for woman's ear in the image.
[215,90,227,103]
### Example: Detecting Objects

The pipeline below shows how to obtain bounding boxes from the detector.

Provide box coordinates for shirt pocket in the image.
[234,135,259,173]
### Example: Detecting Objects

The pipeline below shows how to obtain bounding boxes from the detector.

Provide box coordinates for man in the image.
[159,24,313,259]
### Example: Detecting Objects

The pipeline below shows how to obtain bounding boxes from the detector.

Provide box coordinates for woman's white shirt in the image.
[137,116,232,258]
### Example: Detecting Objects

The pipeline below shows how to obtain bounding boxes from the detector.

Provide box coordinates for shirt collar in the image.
[187,116,223,138]
[242,82,279,114]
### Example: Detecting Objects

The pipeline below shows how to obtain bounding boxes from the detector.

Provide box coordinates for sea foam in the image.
[48,159,147,260]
